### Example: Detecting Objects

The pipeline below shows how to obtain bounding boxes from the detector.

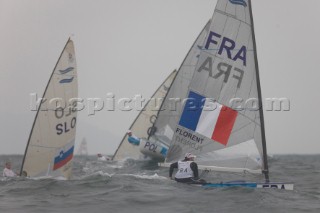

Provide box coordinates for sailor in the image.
[97,153,110,161]
[3,161,17,177]
[169,153,206,184]
[127,130,140,146]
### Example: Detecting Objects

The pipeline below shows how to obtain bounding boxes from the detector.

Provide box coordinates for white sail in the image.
[113,21,212,162]
[164,0,269,178]
[20,39,78,179]
[112,70,177,161]
[77,138,88,156]
[149,20,211,147]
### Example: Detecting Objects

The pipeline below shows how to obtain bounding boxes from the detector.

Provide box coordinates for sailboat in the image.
[20,38,78,179]
[77,138,89,156]
[157,0,293,190]
[112,19,212,162]
[112,70,177,161]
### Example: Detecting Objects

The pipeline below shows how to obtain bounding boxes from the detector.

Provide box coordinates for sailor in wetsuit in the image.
[3,161,17,177]
[126,130,140,146]
[169,153,206,184]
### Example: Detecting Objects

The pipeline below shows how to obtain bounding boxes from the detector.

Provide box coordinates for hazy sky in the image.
[1,0,320,155]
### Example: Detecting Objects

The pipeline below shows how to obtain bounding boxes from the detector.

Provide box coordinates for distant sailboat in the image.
[112,70,177,161]
[158,0,293,190]
[20,39,78,179]
[77,138,89,156]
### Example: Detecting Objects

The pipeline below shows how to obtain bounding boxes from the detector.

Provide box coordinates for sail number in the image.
[204,31,247,66]
[56,117,76,135]
[198,31,247,88]
[143,141,158,152]
[55,105,77,135]
[261,184,286,190]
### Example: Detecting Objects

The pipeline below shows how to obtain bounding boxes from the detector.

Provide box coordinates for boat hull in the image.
[139,139,167,161]
[202,181,294,190]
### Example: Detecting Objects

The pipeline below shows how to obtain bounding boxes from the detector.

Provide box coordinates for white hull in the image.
[203,182,294,191]
[139,139,167,161]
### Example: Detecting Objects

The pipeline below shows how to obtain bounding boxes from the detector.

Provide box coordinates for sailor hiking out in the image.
[169,153,206,184]
[126,130,141,146]
[3,161,17,177]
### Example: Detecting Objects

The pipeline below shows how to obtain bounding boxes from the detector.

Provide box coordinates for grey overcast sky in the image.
[0,0,320,155]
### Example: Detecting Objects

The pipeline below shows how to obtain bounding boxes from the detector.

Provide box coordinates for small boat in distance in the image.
[77,138,89,156]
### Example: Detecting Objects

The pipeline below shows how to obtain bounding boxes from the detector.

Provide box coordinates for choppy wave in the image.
[1,155,320,213]
[118,173,168,180]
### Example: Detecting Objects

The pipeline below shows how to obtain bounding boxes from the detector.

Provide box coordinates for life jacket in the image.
[175,161,194,179]
[128,135,140,146]
[3,168,16,177]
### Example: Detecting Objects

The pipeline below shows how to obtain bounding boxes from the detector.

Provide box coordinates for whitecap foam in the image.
[30,175,67,181]
[119,173,168,180]
[79,171,114,179]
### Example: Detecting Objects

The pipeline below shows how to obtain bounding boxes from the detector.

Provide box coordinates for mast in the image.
[248,0,269,182]
[20,38,72,175]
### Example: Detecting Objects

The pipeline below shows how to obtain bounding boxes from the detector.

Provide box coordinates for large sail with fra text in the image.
[20,39,78,179]
[163,0,269,179]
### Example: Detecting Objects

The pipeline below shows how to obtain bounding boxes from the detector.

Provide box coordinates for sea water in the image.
[0,155,319,213]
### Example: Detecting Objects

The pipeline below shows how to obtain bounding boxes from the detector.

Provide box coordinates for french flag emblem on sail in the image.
[179,91,238,146]
[53,146,74,170]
